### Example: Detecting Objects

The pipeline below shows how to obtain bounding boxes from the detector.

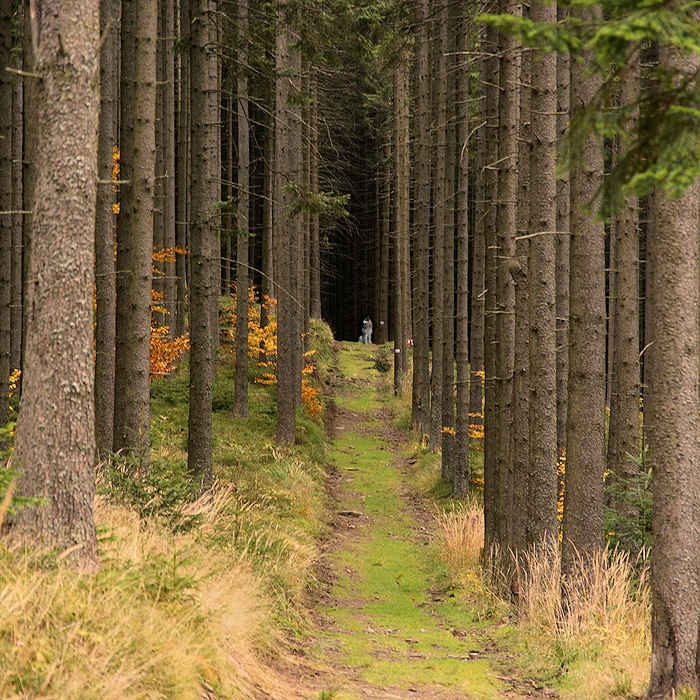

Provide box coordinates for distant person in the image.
[360,316,373,344]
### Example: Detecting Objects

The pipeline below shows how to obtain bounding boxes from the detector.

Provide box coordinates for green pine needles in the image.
[479,0,700,214]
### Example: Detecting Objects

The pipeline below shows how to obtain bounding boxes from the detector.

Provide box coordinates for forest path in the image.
[300,341,552,700]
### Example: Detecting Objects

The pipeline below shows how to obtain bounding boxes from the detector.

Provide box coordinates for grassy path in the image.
[306,342,515,700]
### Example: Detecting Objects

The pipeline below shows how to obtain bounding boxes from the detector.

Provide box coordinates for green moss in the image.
[319,414,504,697]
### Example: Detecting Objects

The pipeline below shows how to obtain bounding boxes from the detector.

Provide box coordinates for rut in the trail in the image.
[304,342,554,700]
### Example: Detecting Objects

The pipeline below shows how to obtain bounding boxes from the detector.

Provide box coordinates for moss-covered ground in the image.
[309,341,505,699]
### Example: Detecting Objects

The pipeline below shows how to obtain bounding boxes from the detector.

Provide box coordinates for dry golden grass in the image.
[436,501,484,575]
[516,539,650,699]
[0,485,310,700]
[436,505,651,700]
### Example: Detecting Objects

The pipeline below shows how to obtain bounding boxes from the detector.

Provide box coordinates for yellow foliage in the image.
[149,284,188,378]
[222,288,322,420]
[112,147,121,214]
[301,378,322,421]
[8,369,20,399]
[152,246,188,264]
[112,145,120,183]
[150,326,189,377]
[468,423,484,440]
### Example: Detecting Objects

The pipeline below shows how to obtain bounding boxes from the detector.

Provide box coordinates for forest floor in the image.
[294,341,558,700]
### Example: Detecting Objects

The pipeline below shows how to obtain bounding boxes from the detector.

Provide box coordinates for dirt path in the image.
[300,342,556,700]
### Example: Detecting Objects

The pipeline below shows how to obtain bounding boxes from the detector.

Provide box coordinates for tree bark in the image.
[644,40,700,700]
[453,1,470,498]
[0,0,11,433]
[430,0,445,453]
[527,0,558,548]
[10,0,100,571]
[511,39,531,557]
[275,4,297,444]
[163,0,177,334]
[469,41,486,431]
[309,78,321,320]
[175,0,189,338]
[394,53,410,393]
[188,0,217,487]
[95,0,119,458]
[234,0,250,419]
[494,0,520,552]
[482,18,500,554]
[555,8,570,456]
[10,58,21,373]
[411,0,431,440]
[561,5,606,582]
[607,60,640,523]
[21,0,37,390]
[114,0,157,467]
[441,0,457,484]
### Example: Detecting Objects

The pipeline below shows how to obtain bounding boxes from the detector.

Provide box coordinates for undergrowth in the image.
[0,308,336,699]
[435,497,651,700]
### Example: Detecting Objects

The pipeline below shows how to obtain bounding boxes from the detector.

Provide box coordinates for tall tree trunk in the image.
[188,0,217,487]
[289,42,303,409]
[394,54,410,393]
[175,0,189,338]
[377,143,390,346]
[10,61,22,372]
[441,0,457,484]
[0,0,11,433]
[21,0,37,388]
[494,0,520,552]
[275,4,296,444]
[482,18,500,554]
[527,0,558,548]
[153,3,165,328]
[95,0,119,458]
[114,0,157,466]
[430,0,445,452]
[163,0,177,334]
[453,2,470,498]
[510,38,531,557]
[561,6,606,582]
[309,78,321,320]
[10,0,100,572]
[607,60,640,522]
[469,42,486,430]
[260,102,274,336]
[411,0,431,440]
[113,0,134,458]
[644,41,700,700]
[234,0,250,419]
[555,8,570,456]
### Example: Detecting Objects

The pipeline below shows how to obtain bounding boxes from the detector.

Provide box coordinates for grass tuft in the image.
[435,501,650,700]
